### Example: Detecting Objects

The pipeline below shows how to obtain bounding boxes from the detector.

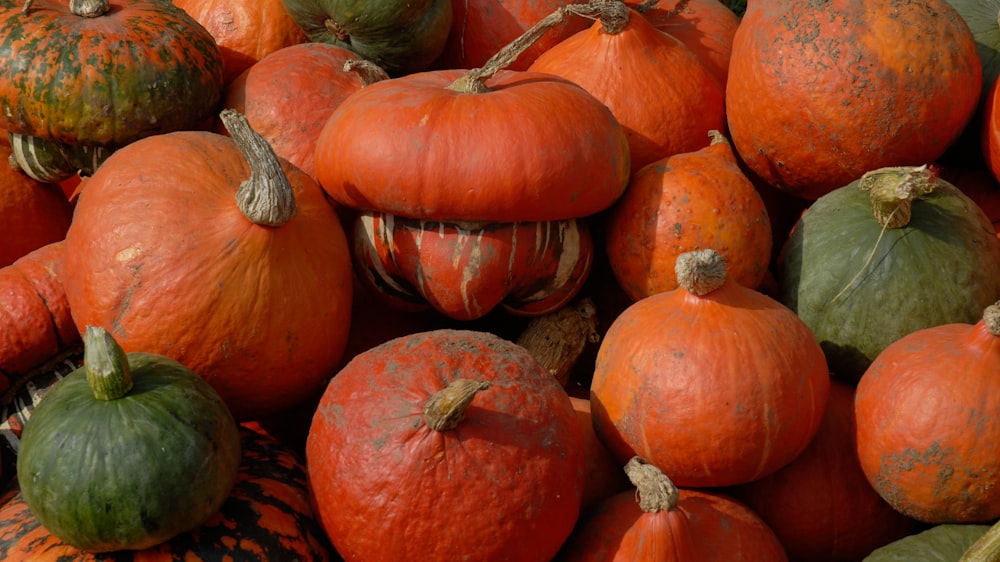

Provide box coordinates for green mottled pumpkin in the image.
[778,165,1000,381]
[15,326,242,553]
[280,0,451,76]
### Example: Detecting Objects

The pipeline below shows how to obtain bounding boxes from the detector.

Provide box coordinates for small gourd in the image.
[16,326,242,553]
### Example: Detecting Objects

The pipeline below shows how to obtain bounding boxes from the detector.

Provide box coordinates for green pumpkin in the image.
[862,524,991,561]
[778,165,1000,381]
[280,0,452,76]
[15,326,242,553]
[945,0,1000,102]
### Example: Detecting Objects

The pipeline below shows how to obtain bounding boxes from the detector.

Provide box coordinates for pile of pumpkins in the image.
[2,0,1000,560]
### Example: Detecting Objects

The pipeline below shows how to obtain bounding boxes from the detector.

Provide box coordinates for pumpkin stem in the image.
[516,297,600,387]
[44,0,110,17]
[83,326,134,401]
[960,516,1000,561]
[624,456,680,513]
[220,109,296,227]
[447,0,629,93]
[675,249,727,296]
[324,18,351,42]
[858,164,938,229]
[343,59,390,86]
[984,302,1000,337]
[423,379,492,431]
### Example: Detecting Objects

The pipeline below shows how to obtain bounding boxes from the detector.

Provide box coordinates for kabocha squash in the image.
[557,457,788,561]
[280,0,452,76]
[862,524,992,561]
[726,0,982,199]
[855,301,1000,524]
[0,0,224,181]
[0,141,72,266]
[62,110,353,421]
[604,130,771,300]
[590,249,830,488]
[0,423,334,560]
[307,329,586,562]
[528,1,725,170]
[16,326,242,552]
[778,165,1000,382]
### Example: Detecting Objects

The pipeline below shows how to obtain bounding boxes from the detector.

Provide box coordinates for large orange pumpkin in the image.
[726,0,982,199]
[590,249,830,488]
[62,110,353,421]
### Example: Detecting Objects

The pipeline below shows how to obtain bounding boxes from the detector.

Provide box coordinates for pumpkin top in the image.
[859,164,939,228]
[422,378,492,431]
[625,456,679,513]
[984,301,1000,336]
[83,325,133,400]
[221,109,296,227]
[675,249,728,295]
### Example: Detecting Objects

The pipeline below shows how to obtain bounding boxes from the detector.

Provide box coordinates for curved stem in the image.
[624,456,680,513]
[343,59,391,86]
[423,379,492,431]
[220,109,296,227]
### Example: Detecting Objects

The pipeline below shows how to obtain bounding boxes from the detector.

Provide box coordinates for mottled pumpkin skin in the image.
[726,0,982,199]
[0,0,224,147]
[307,329,586,562]
[0,423,334,561]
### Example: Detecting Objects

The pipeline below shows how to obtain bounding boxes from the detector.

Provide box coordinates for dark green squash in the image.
[15,326,242,553]
[862,524,991,561]
[280,0,452,76]
[778,165,1000,381]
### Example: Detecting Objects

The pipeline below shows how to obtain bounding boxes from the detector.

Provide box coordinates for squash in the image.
[0,140,72,267]
[778,165,1000,382]
[306,329,586,562]
[862,524,992,561]
[16,326,242,552]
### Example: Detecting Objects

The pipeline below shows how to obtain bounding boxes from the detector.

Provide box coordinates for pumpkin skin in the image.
[0,0,224,147]
[778,166,1000,382]
[0,142,72,267]
[590,249,830,488]
[855,303,1000,524]
[62,115,354,421]
[862,524,992,561]
[983,74,1000,184]
[353,212,593,320]
[280,0,452,76]
[314,68,630,222]
[17,327,243,552]
[307,329,586,562]
[726,0,982,199]
[570,396,633,514]
[729,380,920,562]
[604,131,772,300]
[945,0,1000,104]
[527,5,725,170]
[0,423,334,561]
[173,0,309,85]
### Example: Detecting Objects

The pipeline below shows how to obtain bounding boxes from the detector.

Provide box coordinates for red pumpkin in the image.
[590,249,830,487]
[62,111,353,421]
[0,143,73,267]
[855,301,1000,523]
[307,329,586,562]
[571,396,633,514]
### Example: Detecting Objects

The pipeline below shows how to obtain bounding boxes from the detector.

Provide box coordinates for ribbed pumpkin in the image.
[307,329,586,562]
[590,249,830,488]
[557,457,788,561]
[0,142,72,267]
[778,165,1000,382]
[62,110,354,421]
[604,130,772,300]
[726,0,982,199]
[855,301,1000,523]
[172,0,309,85]
[0,0,224,180]
[0,422,334,561]
[528,1,725,170]
[17,326,242,552]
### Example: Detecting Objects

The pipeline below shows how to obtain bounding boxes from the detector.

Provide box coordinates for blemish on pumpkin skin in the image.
[116,245,141,262]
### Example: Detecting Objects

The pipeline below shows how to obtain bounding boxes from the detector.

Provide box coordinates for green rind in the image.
[778,178,1000,381]
[16,352,242,553]
[862,524,992,561]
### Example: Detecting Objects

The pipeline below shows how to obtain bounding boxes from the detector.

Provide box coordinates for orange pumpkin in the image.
[62,110,353,421]
[590,249,830,487]
[0,142,73,268]
[528,2,725,170]
[727,0,982,199]
[604,131,772,300]
[570,395,633,514]
[855,301,1000,523]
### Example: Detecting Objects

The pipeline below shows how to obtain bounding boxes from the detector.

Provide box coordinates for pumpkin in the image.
[0,0,224,180]
[220,43,386,179]
[590,249,830,488]
[604,130,772,300]
[0,422,334,560]
[527,2,724,170]
[855,301,1000,523]
[729,379,920,561]
[726,0,982,199]
[172,0,309,85]
[945,0,1000,105]
[16,326,242,552]
[942,165,1000,236]
[62,110,354,421]
[280,0,452,76]
[862,524,992,561]
[557,457,788,561]
[307,329,586,562]
[777,165,1000,382]
[983,74,1000,183]
[0,144,72,267]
